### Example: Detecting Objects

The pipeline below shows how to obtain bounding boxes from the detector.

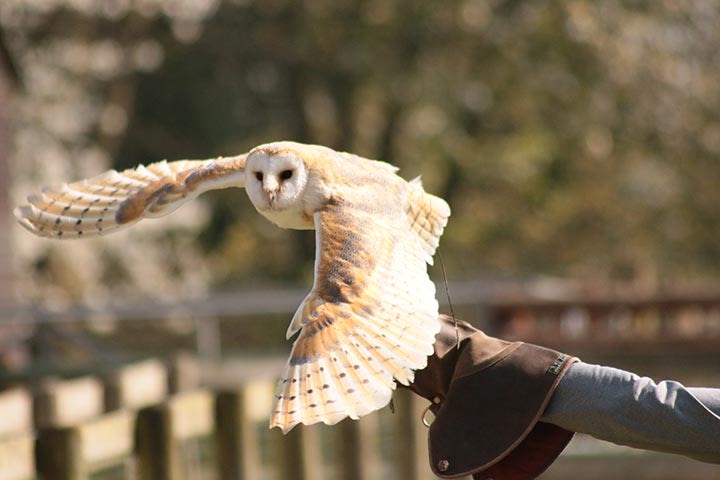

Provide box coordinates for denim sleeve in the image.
[540,361,720,464]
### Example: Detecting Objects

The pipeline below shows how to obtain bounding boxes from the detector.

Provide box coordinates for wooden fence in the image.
[2,288,720,479]
[6,355,719,480]
[0,357,437,480]
[482,290,720,347]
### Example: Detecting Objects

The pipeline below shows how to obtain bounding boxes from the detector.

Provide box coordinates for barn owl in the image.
[14,141,451,432]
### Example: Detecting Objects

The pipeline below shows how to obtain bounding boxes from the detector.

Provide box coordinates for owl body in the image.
[15,141,451,433]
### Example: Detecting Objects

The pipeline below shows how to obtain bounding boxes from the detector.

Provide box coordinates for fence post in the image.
[274,426,302,479]
[37,410,135,480]
[297,425,322,480]
[338,415,379,480]
[136,390,215,480]
[217,379,327,480]
[167,352,200,394]
[394,389,433,480]
[136,404,177,480]
[215,390,261,480]
[36,428,82,480]
[273,425,323,480]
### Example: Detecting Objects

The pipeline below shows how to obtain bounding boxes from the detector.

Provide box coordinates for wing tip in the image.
[15,216,38,235]
[269,409,358,434]
[13,205,45,236]
[13,205,31,221]
[269,419,297,434]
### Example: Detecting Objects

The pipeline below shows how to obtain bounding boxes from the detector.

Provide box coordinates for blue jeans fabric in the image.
[541,361,720,463]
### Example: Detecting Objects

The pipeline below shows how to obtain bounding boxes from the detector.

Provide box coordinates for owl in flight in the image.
[15,141,451,432]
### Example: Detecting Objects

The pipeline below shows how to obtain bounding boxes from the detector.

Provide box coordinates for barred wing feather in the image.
[270,180,450,432]
[14,155,246,238]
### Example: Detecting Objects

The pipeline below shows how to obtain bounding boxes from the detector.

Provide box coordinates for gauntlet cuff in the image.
[407,315,578,480]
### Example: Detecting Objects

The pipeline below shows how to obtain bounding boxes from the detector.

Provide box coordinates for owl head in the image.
[245,143,310,212]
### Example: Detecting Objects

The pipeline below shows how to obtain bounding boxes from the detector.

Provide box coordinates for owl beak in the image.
[264,188,278,205]
[262,176,280,207]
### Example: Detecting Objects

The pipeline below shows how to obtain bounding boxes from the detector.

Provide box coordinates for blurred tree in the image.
[2,0,720,303]
[0,26,34,370]
[0,25,17,306]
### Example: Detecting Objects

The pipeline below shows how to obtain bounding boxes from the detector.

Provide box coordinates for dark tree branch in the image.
[0,26,21,88]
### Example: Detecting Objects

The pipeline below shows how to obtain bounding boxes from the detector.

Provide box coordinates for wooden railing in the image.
[0,388,34,480]
[483,291,720,346]
[4,283,719,351]
[2,287,719,479]
[0,357,437,480]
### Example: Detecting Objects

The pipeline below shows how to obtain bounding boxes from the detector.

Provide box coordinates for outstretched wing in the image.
[14,154,247,238]
[270,177,450,432]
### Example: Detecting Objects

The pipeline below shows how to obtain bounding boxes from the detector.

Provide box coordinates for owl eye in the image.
[280,169,293,180]
[255,172,263,181]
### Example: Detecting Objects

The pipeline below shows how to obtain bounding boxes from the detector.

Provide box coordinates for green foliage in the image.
[4,0,720,298]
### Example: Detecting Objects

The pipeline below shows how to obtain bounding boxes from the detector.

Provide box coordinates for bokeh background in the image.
[0,1,719,479]
[4,0,720,302]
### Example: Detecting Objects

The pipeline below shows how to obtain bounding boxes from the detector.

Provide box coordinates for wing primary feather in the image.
[15,154,247,239]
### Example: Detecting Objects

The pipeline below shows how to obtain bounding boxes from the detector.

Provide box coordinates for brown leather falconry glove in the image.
[405,315,578,480]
